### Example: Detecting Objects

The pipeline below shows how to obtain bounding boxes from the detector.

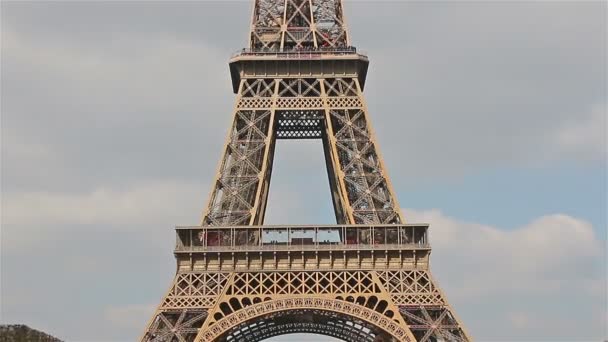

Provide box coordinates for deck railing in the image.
[175,224,430,252]
[231,46,366,59]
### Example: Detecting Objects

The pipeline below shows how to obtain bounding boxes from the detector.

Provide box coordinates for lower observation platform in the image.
[174,224,431,272]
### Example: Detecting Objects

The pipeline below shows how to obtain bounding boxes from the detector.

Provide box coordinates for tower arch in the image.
[198,298,408,342]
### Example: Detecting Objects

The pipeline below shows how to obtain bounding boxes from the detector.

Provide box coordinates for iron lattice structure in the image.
[142,1,471,341]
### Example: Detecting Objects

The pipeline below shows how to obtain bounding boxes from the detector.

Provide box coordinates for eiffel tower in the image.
[141,1,471,341]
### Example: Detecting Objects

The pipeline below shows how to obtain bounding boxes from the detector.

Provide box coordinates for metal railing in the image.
[176,242,430,253]
[174,223,430,252]
[231,46,366,59]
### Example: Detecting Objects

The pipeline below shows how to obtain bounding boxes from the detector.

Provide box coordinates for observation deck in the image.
[174,224,432,272]
[228,47,369,93]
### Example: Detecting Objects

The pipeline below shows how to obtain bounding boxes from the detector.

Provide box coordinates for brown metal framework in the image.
[249,0,349,51]
[142,1,470,341]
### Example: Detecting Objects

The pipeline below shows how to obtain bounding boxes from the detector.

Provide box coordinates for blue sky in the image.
[402,162,606,234]
[1,1,606,341]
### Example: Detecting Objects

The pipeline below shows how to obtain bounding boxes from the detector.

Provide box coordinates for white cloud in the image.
[404,208,606,340]
[2,26,233,193]
[1,180,206,254]
[2,28,229,115]
[2,181,204,227]
[407,208,602,296]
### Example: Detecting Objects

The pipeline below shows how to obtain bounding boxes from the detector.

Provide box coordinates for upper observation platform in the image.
[228,47,369,93]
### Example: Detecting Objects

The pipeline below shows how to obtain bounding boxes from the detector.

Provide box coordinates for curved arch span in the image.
[198,297,413,342]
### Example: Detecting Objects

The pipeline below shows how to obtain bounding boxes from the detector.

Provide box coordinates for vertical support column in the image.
[249,79,281,225]
[353,78,405,224]
[200,78,278,227]
[321,77,403,225]
[307,0,319,48]
[320,78,356,225]
[199,79,246,226]
[280,0,288,51]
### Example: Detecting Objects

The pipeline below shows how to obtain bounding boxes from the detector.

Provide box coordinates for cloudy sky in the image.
[1,1,606,341]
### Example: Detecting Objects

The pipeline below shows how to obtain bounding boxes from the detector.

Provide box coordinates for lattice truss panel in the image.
[225,271,383,298]
[400,306,468,342]
[250,0,349,50]
[274,78,321,109]
[202,108,273,226]
[161,273,231,309]
[377,271,445,306]
[323,78,402,225]
[278,78,321,97]
[237,79,275,109]
[144,309,208,342]
[144,273,229,342]
[242,79,276,98]
[238,79,325,110]
[378,271,467,342]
